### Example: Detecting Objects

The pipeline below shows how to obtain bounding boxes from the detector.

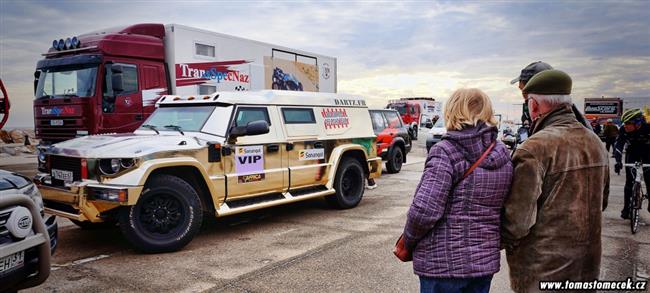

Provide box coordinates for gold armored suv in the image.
[35,90,382,252]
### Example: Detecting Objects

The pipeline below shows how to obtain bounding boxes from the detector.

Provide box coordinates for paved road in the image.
[2,136,648,292]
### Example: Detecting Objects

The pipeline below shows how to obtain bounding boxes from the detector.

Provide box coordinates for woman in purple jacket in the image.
[402,88,513,293]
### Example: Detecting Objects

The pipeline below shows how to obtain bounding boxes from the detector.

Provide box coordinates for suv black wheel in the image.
[386,147,404,174]
[119,174,203,253]
[326,158,365,209]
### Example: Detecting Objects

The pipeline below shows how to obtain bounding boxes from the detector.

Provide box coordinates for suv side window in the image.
[384,111,402,128]
[281,108,316,124]
[234,107,271,127]
[371,111,387,132]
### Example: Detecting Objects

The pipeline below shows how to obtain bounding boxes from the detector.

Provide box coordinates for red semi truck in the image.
[386,99,422,140]
[33,23,337,143]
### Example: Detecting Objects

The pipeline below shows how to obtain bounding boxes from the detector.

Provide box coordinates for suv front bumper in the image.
[34,173,143,223]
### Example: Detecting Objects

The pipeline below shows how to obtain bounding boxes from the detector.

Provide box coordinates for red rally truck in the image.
[386,100,421,140]
[33,23,337,143]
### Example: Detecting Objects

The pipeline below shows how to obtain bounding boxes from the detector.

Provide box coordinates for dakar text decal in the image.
[235,145,264,176]
[175,60,251,87]
[321,108,350,129]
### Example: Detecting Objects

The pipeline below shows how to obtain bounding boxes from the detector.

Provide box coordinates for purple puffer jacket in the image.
[403,122,513,278]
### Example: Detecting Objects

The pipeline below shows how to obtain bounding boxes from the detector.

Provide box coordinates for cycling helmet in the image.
[621,108,643,123]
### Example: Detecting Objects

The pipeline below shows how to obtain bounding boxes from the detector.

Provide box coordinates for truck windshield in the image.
[140,106,215,132]
[36,65,98,98]
[389,104,407,115]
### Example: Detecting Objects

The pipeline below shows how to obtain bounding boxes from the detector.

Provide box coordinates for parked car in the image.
[1,169,57,292]
[36,90,382,253]
[369,109,411,173]
[425,118,447,152]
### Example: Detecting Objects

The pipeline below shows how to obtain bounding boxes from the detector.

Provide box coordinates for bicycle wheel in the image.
[631,183,641,234]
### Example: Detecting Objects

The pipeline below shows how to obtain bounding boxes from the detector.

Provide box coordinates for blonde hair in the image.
[444,88,497,130]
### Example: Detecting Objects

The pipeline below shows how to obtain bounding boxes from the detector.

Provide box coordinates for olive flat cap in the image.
[522,69,572,95]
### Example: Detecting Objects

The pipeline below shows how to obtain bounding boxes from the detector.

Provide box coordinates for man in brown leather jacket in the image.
[501,70,610,292]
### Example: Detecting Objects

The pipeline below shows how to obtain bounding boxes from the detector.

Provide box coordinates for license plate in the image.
[52,169,74,182]
[0,251,24,274]
[50,119,64,126]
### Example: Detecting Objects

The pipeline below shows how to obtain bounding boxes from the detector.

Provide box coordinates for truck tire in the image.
[385,147,404,174]
[119,174,203,253]
[326,157,365,209]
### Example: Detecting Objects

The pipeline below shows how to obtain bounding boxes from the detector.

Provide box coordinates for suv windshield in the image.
[36,65,98,98]
[140,106,215,132]
[434,118,445,128]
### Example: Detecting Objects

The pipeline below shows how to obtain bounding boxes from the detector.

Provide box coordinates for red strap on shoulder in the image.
[462,141,496,179]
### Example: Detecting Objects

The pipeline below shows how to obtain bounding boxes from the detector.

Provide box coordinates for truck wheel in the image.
[119,174,203,253]
[71,219,116,230]
[326,158,365,209]
[386,147,404,174]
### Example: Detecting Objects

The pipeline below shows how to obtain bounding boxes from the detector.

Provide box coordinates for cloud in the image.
[1,0,649,127]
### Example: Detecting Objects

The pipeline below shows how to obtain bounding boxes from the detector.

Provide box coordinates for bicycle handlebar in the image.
[623,163,650,167]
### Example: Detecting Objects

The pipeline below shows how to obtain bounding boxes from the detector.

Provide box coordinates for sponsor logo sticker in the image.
[235,145,264,174]
[321,108,350,129]
[299,149,325,161]
[238,173,265,184]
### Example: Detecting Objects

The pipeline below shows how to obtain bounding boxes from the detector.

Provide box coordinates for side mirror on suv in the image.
[230,120,270,138]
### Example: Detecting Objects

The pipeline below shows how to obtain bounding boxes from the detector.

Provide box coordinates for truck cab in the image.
[34,24,168,143]
[386,101,421,140]
[35,90,381,253]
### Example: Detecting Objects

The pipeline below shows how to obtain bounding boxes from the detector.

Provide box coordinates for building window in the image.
[195,43,215,57]
[282,108,316,124]
[199,85,216,95]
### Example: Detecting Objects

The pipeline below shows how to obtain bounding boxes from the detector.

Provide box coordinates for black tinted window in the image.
[235,107,271,127]
[282,108,315,124]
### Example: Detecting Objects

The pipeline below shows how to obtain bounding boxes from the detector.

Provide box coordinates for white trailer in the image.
[165,24,337,96]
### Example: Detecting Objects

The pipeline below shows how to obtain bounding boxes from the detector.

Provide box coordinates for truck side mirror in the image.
[33,71,41,95]
[230,120,270,138]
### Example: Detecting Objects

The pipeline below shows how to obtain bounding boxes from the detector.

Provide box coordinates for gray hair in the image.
[528,94,572,108]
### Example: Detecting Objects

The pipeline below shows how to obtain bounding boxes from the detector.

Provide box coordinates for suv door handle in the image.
[267,144,279,152]
[286,144,294,151]
[135,114,143,121]
[313,142,323,148]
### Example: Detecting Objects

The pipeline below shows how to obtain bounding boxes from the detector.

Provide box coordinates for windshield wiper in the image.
[141,124,159,134]
[164,125,185,135]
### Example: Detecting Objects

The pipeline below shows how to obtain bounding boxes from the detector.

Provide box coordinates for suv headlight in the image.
[98,158,138,176]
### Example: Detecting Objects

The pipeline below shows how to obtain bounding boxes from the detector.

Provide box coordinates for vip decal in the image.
[299,149,325,161]
[321,108,350,129]
[238,173,265,184]
[175,60,251,87]
[334,99,366,106]
[41,106,75,116]
[235,145,264,174]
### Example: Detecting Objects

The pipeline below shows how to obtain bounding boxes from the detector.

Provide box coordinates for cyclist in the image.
[614,108,650,219]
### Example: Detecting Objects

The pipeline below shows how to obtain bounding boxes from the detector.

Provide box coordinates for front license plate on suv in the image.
[50,119,64,126]
[52,169,73,183]
[0,251,24,274]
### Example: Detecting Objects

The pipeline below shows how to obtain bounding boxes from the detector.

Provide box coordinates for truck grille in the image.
[0,210,11,238]
[49,155,81,186]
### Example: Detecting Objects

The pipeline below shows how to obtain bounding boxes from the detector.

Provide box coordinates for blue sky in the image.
[1,0,649,127]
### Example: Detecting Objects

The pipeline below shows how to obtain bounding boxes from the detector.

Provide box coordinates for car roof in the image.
[157,90,368,108]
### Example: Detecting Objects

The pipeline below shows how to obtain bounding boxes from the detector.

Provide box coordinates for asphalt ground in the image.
[1,135,648,292]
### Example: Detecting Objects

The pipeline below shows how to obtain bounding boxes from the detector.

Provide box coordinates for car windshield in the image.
[36,65,98,98]
[140,106,215,132]
[434,118,445,127]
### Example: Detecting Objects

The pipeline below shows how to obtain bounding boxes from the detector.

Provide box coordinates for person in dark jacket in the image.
[501,70,609,292]
[603,118,619,153]
[403,88,513,293]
